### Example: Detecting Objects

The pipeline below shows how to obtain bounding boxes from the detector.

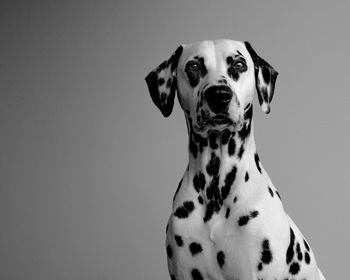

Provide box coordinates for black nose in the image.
[204,85,233,114]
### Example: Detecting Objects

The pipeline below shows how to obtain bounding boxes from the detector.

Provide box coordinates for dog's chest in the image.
[166,167,290,279]
[167,203,263,280]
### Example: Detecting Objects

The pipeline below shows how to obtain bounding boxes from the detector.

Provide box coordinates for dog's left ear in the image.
[145,46,183,117]
[244,41,278,114]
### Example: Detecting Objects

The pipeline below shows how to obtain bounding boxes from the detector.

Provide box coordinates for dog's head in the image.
[145,40,278,134]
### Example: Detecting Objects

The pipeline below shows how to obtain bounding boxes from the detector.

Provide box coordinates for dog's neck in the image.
[184,106,261,219]
[186,105,257,174]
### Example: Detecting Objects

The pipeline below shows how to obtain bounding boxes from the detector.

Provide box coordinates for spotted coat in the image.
[146,39,326,280]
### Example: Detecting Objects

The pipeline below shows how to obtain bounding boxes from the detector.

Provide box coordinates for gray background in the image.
[0,1,348,279]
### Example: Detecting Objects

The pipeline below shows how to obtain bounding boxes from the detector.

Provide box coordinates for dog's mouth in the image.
[194,114,243,133]
[207,115,233,126]
[192,103,251,134]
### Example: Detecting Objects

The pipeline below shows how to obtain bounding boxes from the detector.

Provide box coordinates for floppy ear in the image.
[244,42,278,114]
[145,46,183,117]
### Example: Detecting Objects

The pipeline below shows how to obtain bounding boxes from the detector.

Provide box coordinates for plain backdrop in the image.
[1,1,349,279]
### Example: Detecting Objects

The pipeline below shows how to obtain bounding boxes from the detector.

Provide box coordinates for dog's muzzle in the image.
[204,85,233,114]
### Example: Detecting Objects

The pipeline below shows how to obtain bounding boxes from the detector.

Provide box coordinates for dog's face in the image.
[145,39,278,134]
[177,40,256,133]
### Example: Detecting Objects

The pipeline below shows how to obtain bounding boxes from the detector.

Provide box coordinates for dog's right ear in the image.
[145,46,183,118]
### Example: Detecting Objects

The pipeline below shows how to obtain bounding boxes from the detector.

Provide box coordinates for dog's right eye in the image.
[186,61,200,72]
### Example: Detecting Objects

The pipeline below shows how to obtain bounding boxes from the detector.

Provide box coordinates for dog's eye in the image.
[186,61,200,72]
[233,60,246,69]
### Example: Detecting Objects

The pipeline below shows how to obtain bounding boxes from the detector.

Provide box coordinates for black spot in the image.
[217,251,225,268]
[228,137,236,156]
[261,239,273,264]
[303,239,310,251]
[289,262,300,275]
[221,165,237,200]
[203,178,222,223]
[166,223,169,233]
[268,186,274,197]
[221,129,231,145]
[174,235,184,247]
[238,215,250,226]
[203,200,216,223]
[245,171,249,182]
[233,196,238,203]
[298,251,303,261]
[209,132,219,149]
[225,207,231,218]
[185,69,200,87]
[262,66,271,84]
[193,172,206,192]
[250,210,259,218]
[173,179,183,201]
[192,131,208,153]
[198,196,204,204]
[237,145,245,159]
[206,176,220,201]
[227,68,239,81]
[206,153,220,176]
[191,269,203,280]
[166,78,172,88]
[158,60,168,70]
[189,136,198,158]
[167,245,173,259]
[296,242,303,261]
[276,191,282,200]
[170,275,176,280]
[255,153,262,173]
[198,57,208,78]
[158,77,165,85]
[174,201,195,219]
[189,242,203,256]
[226,56,234,65]
[286,227,295,264]
[257,262,263,271]
[305,251,311,264]
[174,207,188,218]
[238,120,251,141]
[169,46,183,71]
[238,210,259,226]
[261,87,269,104]
[184,201,195,212]
[244,103,253,121]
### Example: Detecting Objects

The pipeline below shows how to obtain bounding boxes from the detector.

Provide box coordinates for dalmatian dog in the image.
[145,39,326,280]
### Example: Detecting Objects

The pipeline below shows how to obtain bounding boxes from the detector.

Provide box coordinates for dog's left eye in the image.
[233,60,246,69]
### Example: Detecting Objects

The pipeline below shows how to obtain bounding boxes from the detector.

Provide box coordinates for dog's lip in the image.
[194,114,242,133]
[194,115,243,133]
[208,115,233,125]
